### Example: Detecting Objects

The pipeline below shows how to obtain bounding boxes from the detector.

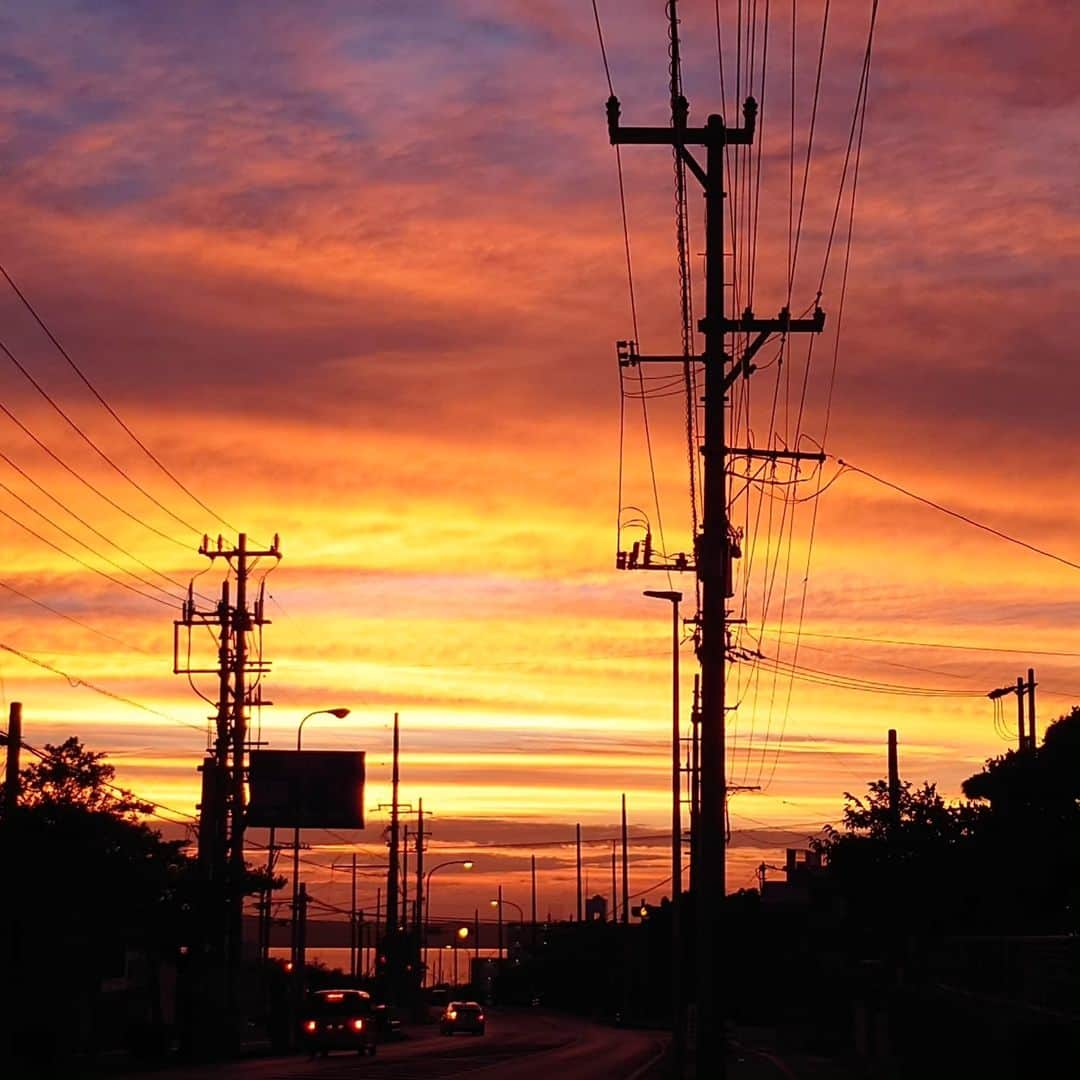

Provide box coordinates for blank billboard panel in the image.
[247,749,365,829]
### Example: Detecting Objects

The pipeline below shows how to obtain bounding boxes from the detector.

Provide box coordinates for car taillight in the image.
[447,1009,457,1020]
[352,1018,364,1031]
[304,1020,317,1032]
[478,1014,484,1022]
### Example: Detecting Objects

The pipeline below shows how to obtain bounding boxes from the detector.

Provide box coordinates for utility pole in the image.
[689,675,701,894]
[387,712,400,933]
[497,884,504,960]
[350,854,358,979]
[4,702,21,808]
[531,853,538,951]
[610,842,617,922]
[887,729,900,831]
[608,78,825,1077]
[259,826,279,963]
[175,531,281,1035]
[414,799,428,940]
[988,671,1038,752]
[621,794,629,926]
[575,823,583,922]
[1027,667,1037,749]
[402,825,410,930]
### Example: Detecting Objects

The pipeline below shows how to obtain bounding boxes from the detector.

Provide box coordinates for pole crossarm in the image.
[607,95,757,151]
[709,306,826,336]
[728,448,827,463]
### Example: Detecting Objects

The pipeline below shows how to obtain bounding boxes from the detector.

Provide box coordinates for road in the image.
[124,1010,667,1080]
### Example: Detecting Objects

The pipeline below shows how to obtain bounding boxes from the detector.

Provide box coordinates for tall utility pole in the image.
[621,794,629,926]
[386,712,400,934]
[575,823,583,922]
[608,82,825,1079]
[176,532,281,971]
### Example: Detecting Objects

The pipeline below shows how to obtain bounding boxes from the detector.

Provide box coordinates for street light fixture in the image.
[291,708,352,983]
[490,892,524,961]
[423,859,474,984]
[644,588,684,1072]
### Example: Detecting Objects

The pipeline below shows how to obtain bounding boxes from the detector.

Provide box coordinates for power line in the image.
[0,397,189,550]
[0,578,152,654]
[0,445,207,601]
[0,642,206,733]
[761,626,1080,659]
[0,474,184,603]
[4,729,200,824]
[837,458,1080,574]
[0,502,178,607]
[0,335,203,537]
[0,259,240,537]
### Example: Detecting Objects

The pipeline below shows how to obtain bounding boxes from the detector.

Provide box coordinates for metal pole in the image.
[621,793,629,925]
[497,884,504,961]
[575,824,583,922]
[350,854,358,979]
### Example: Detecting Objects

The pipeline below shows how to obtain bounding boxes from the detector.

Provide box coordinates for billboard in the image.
[247,749,365,829]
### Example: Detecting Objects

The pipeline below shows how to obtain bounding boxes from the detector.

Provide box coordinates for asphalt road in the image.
[123,1010,667,1080]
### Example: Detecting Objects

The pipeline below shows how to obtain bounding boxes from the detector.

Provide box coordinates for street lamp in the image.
[644,588,684,1072]
[291,708,351,981]
[423,859,474,984]
[454,926,469,987]
[490,891,524,961]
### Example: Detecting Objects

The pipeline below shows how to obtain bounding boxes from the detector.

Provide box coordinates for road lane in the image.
[121,1010,666,1080]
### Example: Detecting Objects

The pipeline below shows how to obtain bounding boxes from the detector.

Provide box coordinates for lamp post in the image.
[455,926,469,988]
[644,588,683,1073]
[490,893,523,961]
[423,859,473,984]
[290,708,351,984]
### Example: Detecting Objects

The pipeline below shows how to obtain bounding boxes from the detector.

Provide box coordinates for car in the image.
[300,989,378,1057]
[439,1000,485,1036]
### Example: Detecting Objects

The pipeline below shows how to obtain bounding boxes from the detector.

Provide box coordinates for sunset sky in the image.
[1,1,1078,925]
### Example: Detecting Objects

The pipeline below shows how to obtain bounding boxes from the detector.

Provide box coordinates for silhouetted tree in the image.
[961,707,1080,931]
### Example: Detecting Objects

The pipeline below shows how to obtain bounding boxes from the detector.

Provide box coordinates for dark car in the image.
[300,989,378,1057]
[439,1000,485,1036]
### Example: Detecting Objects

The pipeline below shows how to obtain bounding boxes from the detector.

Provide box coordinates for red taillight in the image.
[304,1020,317,1032]
[447,1009,457,1020]
[478,1014,484,1022]
[352,1018,364,1032]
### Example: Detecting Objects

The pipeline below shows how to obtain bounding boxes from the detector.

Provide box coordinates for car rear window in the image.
[310,992,372,1016]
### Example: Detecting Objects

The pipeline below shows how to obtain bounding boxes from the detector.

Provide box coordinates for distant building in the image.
[585,894,608,922]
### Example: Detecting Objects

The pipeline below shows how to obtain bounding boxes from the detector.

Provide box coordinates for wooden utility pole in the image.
[887,729,900,829]
[608,84,824,1076]
[4,702,20,808]
[1027,668,1037,749]
[988,671,1037,751]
